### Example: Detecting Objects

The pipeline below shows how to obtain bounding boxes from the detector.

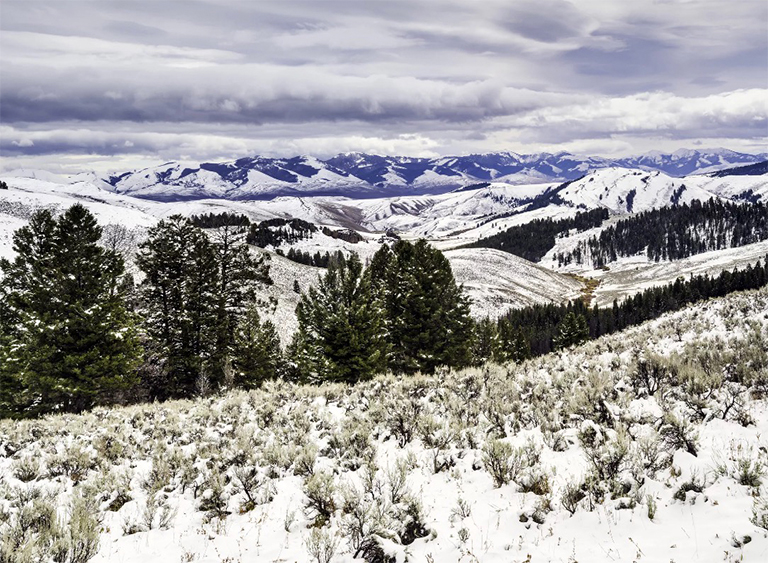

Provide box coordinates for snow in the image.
[2,287,768,563]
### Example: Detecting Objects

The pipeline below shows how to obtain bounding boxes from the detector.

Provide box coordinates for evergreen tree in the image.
[371,239,474,374]
[498,322,531,363]
[553,312,590,350]
[232,306,283,389]
[209,225,272,387]
[136,215,220,399]
[292,253,388,383]
[0,204,140,418]
[471,318,500,365]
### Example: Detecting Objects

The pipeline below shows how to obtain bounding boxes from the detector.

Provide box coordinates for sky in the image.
[0,0,767,174]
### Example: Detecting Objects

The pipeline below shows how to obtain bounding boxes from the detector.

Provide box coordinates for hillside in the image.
[1,287,767,562]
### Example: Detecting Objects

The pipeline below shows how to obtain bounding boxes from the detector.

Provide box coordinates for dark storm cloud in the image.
[0,0,765,171]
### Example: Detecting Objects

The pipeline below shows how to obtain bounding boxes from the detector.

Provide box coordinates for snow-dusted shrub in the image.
[304,527,339,563]
[752,489,768,530]
[383,393,423,448]
[673,472,705,502]
[0,488,58,562]
[339,483,391,559]
[569,370,616,426]
[303,471,337,526]
[11,457,40,483]
[560,480,585,515]
[659,412,699,456]
[632,430,671,479]
[482,439,529,488]
[631,353,673,397]
[385,459,411,505]
[713,441,765,489]
[197,468,230,521]
[395,495,431,545]
[323,416,375,471]
[47,443,99,484]
[52,493,102,563]
[294,443,319,477]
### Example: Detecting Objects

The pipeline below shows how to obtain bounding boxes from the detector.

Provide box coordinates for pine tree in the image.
[292,253,388,383]
[232,306,283,389]
[136,215,220,399]
[0,204,140,418]
[209,225,272,387]
[472,318,500,365]
[552,312,590,350]
[498,322,531,363]
[371,239,474,374]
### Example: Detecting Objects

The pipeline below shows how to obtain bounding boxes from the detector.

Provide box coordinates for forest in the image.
[556,199,768,267]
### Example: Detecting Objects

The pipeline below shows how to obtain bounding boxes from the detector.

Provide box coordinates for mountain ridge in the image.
[87,148,767,201]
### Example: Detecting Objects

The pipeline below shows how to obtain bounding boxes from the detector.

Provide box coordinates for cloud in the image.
[0,0,766,172]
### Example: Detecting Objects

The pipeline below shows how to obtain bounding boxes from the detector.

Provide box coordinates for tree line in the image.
[1,203,767,419]
[466,208,609,262]
[556,199,768,267]
[481,258,768,359]
[0,206,475,418]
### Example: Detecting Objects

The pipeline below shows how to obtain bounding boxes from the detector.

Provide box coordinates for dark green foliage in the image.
[558,200,768,267]
[553,312,590,350]
[190,212,250,229]
[472,318,501,365]
[466,208,609,262]
[246,218,317,248]
[0,204,141,418]
[285,247,338,268]
[137,217,271,399]
[321,227,364,244]
[371,240,474,374]
[496,257,768,358]
[136,216,219,399]
[232,306,284,389]
[291,253,389,383]
[0,180,8,190]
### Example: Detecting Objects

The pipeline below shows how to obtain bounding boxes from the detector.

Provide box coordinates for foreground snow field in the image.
[2,288,768,563]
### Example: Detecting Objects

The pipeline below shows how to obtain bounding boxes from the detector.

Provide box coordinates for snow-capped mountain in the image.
[99,149,767,201]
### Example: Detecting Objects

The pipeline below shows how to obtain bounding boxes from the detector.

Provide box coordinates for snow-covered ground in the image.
[2,287,768,562]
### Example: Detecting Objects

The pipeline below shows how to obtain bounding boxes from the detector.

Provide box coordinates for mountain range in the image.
[96,148,768,201]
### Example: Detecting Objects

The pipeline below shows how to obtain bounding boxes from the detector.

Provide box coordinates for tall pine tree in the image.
[136,216,220,399]
[291,253,388,383]
[370,239,474,374]
[0,204,140,418]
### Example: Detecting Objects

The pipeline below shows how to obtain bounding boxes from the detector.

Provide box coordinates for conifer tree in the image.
[292,253,388,383]
[136,215,220,399]
[472,318,500,365]
[231,306,283,388]
[371,239,473,374]
[209,225,271,386]
[0,204,140,418]
[552,312,590,350]
[498,322,531,363]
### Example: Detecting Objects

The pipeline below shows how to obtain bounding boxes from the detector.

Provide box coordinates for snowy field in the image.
[2,288,768,562]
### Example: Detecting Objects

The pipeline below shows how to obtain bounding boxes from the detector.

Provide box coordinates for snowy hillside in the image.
[2,287,767,563]
[445,248,583,318]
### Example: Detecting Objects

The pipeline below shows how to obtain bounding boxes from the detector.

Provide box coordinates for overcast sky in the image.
[1,0,767,173]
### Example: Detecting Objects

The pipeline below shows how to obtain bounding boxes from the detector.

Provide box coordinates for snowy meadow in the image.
[2,288,768,563]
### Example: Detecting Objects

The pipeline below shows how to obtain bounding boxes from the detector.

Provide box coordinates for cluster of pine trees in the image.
[0,206,282,418]
[246,218,317,248]
[282,247,338,268]
[288,240,474,383]
[466,208,609,262]
[557,200,768,267]
[488,258,768,357]
[190,211,251,229]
